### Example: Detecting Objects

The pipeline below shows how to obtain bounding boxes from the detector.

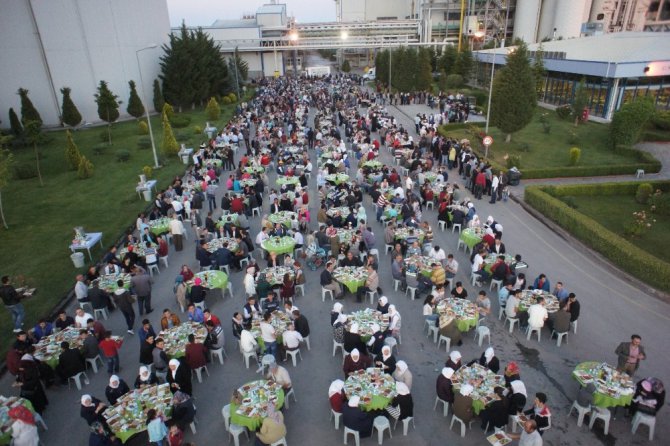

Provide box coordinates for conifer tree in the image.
[8,108,23,137]
[60,87,82,127]
[126,80,145,119]
[17,88,42,127]
[94,80,121,145]
[64,130,81,170]
[153,79,164,113]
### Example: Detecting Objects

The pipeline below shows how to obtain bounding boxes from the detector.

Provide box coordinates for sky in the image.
[166,0,336,27]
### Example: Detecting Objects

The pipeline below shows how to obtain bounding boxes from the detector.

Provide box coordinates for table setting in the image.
[344,368,397,411]
[404,255,434,276]
[90,273,131,293]
[103,384,173,443]
[436,298,479,332]
[346,309,389,338]
[148,217,170,236]
[244,166,265,174]
[326,206,351,218]
[451,363,505,414]
[250,310,293,348]
[267,211,298,228]
[258,266,295,286]
[230,380,285,431]
[187,270,228,291]
[572,361,635,408]
[360,160,383,171]
[158,322,208,358]
[275,176,300,187]
[261,236,296,255]
[240,178,258,188]
[325,173,350,185]
[205,237,239,254]
[518,290,560,313]
[34,327,123,368]
[335,228,355,243]
[0,396,35,445]
[459,227,484,250]
[216,214,241,229]
[393,226,425,242]
[332,266,368,293]
[118,243,156,259]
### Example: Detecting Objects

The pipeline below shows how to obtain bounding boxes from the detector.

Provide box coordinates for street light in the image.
[484,38,505,158]
[135,44,160,168]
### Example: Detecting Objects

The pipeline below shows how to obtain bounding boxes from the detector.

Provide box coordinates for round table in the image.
[346,309,389,338]
[118,243,157,259]
[276,176,300,187]
[244,166,265,174]
[33,327,123,369]
[251,310,293,350]
[262,237,296,255]
[360,160,383,170]
[230,380,285,431]
[0,398,35,445]
[451,363,505,415]
[436,298,479,332]
[459,228,484,250]
[404,255,434,277]
[336,228,356,243]
[158,322,208,358]
[217,214,240,228]
[148,217,170,235]
[240,179,258,188]
[268,211,298,228]
[572,361,635,408]
[332,266,368,293]
[258,266,295,286]
[326,206,351,218]
[344,368,396,411]
[206,237,239,254]
[518,290,560,313]
[191,270,228,290]
[326,173,350,185]
[394,226,425,243]
[103,384,173,443]
[92,273,131,293]
[483,254,515,273]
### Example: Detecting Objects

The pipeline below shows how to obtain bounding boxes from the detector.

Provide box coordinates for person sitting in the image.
[262,292,280,314]
[255,402,287,446]
[392,360,413,390]
[475,347,500,373]
[547,301,571,335]
[160,309,181,330]
[280,273,295,302]
[476,291,491,317]
[524,392,551,435]
[374,345,397,375]
[630,377,665,416]
[56,341,85,384]
[339,251,362,268]
[281,323,303,361]
[105,375,130,405]
[170,391,196,432]
[184,334,208,371]
[376,296,390,315]
[80,395,108,427]
[436,367,455,405]
[343,348,372,378]
[387,382,413,423]
[504,362,521,388]
[186,304,204,324]
[189,278,207,307]
[7,405,40,446]
[532,274,550,292]
[31,319,53,343]
[445,350,462,371]
[167,359,192,396]
[328,379,345,413]
[342,396,375,438]
[453,384,475,425]
[343,324,367,355]
[480,386,508,433]
[507,380,527,415]
[135,365,158,389]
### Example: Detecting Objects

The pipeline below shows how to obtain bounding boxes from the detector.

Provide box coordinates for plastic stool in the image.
[343,427,360,446]
[373,416,392,444]
[631,411,656,441]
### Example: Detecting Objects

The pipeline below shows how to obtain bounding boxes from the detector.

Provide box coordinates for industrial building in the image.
[0,0,170,127]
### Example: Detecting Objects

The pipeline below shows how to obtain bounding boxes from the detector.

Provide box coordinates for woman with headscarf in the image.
[376,296,389,314]
[167,359,192,396]
[8,405,39,446]
[387,382,413,422]
[15,348,48,414]
[480,386,509,433]
[170,391,196,432]
[342,396,375,438]
[387,305,402,339]
[135,365,159,389]
[468,214,481,229]
[343,348,372,378]
[344,323,367,354]
[436,367,455,404]
[88,421,121,446]
[392,360,413,390]
[504,362,521,388]
[453,384,475,423]
[438,313,462,348]
[374,345,397,375]
[366,323,385,357]
[328,379,345,413]
[173,275,187,312]
[507,380,527,415]
[333,313,347,345]
[105,375,130,405]
[477,348,500,374]
[445,351,462,371]
[331,302,344,326]
[631,377,666,416]
[80,395,108,427]
[255,402,286,446]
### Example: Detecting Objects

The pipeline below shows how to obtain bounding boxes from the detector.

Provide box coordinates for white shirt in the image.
[75,312,93,328]
[255,231,269,245]
[293,231,304,245]
[282,330,303,349]
[528,304,548,328]
[472,254,485,272]
[429,248,446,262]
[260,321,276,343]
[389,312,401,331]
[171,200,183,213]
[244,273,256,296]
[506,295,519,318]
[240,330,257,353]
[74,281,88,301]
[267,365,292,388]
[405,177,413,190]
[445,258,459,274]
[169,218,184,236]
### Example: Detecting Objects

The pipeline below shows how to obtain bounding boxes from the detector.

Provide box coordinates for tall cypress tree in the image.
[8,108,23,137]
[126,80,145,119]
[60,87,82,127]
[94,80,121,145]
[64,130,82,170]
[415,48,433,91]
[571,78,589,127]
[490,42,537,142]
[161,112,179,156]
[153,79,164,113]
[17,88,42,127]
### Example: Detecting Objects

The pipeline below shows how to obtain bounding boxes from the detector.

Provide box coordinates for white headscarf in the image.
[484,348,495,362]
[336,313,348,325]
[487,216,494,225]
[350,349,360,360]
[378,296,388,306]
[169,358,180,378]
[348,396,360,407]
[449,351,462,363]
[442,367,454,379]
[395,360,408,375]
[350,323,359,334]
[328,379,344,398]
[510,380,527,397]
[139,366,150,381]
[388,304,396,314]
[382,345,392,360]
[81,394,92,406]
[333,302,343,313]
[460,384,474,396]
[109,375,120,389]
[396,382,410,396]
[485,227,494,236]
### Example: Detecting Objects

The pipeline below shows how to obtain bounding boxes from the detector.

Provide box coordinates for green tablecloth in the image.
[149,218,170,235]
[572,361,635,408]
[204,159,223,167]
[244,166,265,174]
[326,174,350,185]
[338,278,366,293]
[268,211,297,228]
[193,270,228,290]
[362,395,393,411]
[456,314,478,332]
[217,213,240,228]
[333,267,368,293]
[105,384,173,443]
[276,176,299,186]
[360,160,382,170]
[0,399,35,445]
[262,237,296,255]
[230,387,285,431]
[459,228,482,249]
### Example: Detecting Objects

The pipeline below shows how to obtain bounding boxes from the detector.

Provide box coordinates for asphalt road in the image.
[3,85,668,446]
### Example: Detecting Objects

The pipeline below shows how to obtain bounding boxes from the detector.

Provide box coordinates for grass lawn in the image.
[0,92,251,352]
[558,195,670,263]
[440,108,640,170]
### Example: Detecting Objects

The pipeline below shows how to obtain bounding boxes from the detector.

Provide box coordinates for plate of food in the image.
[487,432,512,446]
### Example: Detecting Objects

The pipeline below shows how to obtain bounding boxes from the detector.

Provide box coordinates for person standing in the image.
[112,280,136,335]
[0,276,25,332]
[99,331,121,375]
[615,334,646,377]
[169,213,185,252]
[130,267,153,316]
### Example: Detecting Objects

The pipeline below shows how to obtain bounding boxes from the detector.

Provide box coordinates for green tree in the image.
[23,121,44,186]
[126,80,145,119]
[162,102,175,122]
[0,136,14,228]
[571,78,589,127]
[206,97,220,121]
[609,97,656,149]
[532,45,546,98]
[438,45,458,76]
[231,47,249,81]
[17,88,43,127]
[153,79,165,113]
[453,49,473,81]
[490,42,537,142]
[438,69,449,92]
[161,113,179,156]
[64,130,81,170]
[415,48,433,91]
[8,108,23,137]
[77,155,94,179]
[341,60,351,73]
[94,80,121,145]
[60,87,82,127]
[375,49,389,88]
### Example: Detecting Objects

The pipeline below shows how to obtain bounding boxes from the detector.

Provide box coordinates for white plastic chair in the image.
[85,355,104,374]
[489,279,503,292]
[322,287,334,302]
[343,426,360,446]
[452,223,462,234]
[437,335,451,352]
[526,325,541,342]
[631,411,656,441]
[192,365,209,383]
[285,348,302,367]
[394,416,415,436]
[450,414,473,437]
[505,316,519,333]
[93,307,109,320]
[284,387,297,409]
[210,347,225,365]
[330,408,342,430]
[589,407,611,435]
[552,330,569,347]
[474,325,491,346]
[568,400,591,427]
[373,415,392,444]
[333,339,344,356]
[68,371,90,390]
[434,396,449,417]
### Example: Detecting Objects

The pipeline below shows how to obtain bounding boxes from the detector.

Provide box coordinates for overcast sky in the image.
[166,0,336,27]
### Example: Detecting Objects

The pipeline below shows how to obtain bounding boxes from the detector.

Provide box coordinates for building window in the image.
[597,13,605,20]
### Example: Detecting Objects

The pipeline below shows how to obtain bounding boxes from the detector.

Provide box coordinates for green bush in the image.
[143,165,153,179]
[221,96,231,105]
[445,74,464,88]
[635,183,654,204]
[14,164,37,180]
[115,150,130,162]
[77,155,94,179]
[608,97,656,149]
[137,137,151,150]
[174,131,189,142]
[193,125,203,135]
[525,185,670,292]
[556,105,571,120]
[569,147,581,166]
[138,120,149,135]
[650,193,670,216]
[506,155,521,169]
[169,115,191,128]
[227,93,237,102]
[651,111,670,131]
[92,143,108,155]
[642,129,670,142]
[438,122,485,135]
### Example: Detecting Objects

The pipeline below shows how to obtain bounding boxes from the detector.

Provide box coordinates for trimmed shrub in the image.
[193,125,203,135]
[137,137,151,150]
[77,155,94,179]
[650,193,670,216]
[505,154,521,169]
[635,183,654,204]
[608,97,656,149]
[206,97,220,121]
[569,147,581,166]
[143,165,153,179]
[169,115,191,128]
[115,150,130,162]
[525,184,670,292]
[138,120,149,135]
[651,111,670,131]
[92,143,108,156]
[14,164,37,180]
[221,96,231,105]
[227,93,237,102]
[556,105,571,120]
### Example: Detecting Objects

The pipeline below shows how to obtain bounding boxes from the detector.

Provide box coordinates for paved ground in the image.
[3,91,669,446]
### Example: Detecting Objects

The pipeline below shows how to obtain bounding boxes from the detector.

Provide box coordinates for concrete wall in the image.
[341,0,412,21]
[0,0,170,127]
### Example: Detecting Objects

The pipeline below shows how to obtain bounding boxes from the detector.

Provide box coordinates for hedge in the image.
[525,183,670,292]
[438,122,486,134]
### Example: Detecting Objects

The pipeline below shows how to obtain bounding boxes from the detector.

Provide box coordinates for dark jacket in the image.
[392,393,414,420]
[293,315,310,338]
[171,399,196,431]
[342,404,375,438]
[436,374,455,403]
[105,380,130,405]
[481,398,509,429]
[343,331,366,355]
[167,362,192,396]
[58,348,85,378]
[453,392,474,423]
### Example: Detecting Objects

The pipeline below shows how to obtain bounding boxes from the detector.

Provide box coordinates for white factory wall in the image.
[0,0,170,128]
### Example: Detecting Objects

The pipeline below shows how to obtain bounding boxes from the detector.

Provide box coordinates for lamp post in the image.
[135,44,160,168]
[484,38,504,143]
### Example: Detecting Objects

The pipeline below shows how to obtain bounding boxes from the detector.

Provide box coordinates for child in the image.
[147,409,168,446]
[168,425,184,446]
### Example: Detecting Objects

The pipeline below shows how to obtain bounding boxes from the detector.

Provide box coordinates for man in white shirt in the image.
[472,249,489,283]
[74,275,89,303]
[259,312,277,358]
[255,227,269,247]
[506,289,521,319]
[527,297,548,330]
[267,362,292,392]
[169,214,185,252]
[293,230,304,249]
[282,324,303,354]
[244,268,257,297]
[428,246,447,264]
[445,254,459,278]
[240,329,258,354]
[74,308,93,328]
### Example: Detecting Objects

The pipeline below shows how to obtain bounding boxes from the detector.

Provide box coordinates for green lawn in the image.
[0,93,251,351]
[558,195,670,263]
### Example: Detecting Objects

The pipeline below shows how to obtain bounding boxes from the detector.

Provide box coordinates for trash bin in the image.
[181,155,189,164]
[508,167,521,186]
[70,252,85,268]
[142,189,153,202]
